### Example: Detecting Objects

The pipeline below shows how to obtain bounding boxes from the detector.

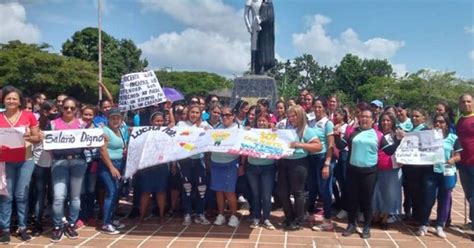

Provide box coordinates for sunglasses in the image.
[63,106,76,111]
[221,113,233,118]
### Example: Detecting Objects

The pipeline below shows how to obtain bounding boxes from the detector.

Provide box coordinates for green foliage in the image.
[0,40,115,103]
[62,27,148,83]
[154,70,232,97]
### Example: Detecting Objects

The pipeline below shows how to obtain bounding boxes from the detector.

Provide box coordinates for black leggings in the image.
[277,158,308,224]
[347,166,377,227]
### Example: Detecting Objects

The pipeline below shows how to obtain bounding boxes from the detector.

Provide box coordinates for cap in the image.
[370,100,383,108]
[108,107,122,117]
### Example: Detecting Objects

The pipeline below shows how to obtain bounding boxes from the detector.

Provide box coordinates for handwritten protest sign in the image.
[124,126,297,178]
[228,129,296,159]
[118,71,166,111]
[0,127,25,148]
[43,129,105,150]
[395,129,445,165]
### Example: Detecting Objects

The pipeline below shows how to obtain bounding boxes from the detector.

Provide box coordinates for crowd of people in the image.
[0,84,473,244]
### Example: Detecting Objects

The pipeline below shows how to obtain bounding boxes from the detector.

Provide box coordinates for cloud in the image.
[0,2,41,44]
[140,0,246,40]
[139,0,250,75]
[293,14,405,66]
[469,50,474,61]
[139,28,249,75]
[465,25,474,34]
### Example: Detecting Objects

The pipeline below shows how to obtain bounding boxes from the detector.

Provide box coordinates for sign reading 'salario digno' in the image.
[119,70,166,111]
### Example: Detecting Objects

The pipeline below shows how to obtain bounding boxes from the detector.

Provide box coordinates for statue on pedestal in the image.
[244,0,275,75]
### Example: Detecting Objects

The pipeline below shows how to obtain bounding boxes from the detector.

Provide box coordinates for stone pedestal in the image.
[230,75,278,109]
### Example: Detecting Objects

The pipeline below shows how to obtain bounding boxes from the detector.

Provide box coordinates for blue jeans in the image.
[459,164,474,229]
[246,163,276,220]
[99,160,124,225]
[33,165,51,223]
[421,170,451,227]
[51,159,87,227]
[0,160,34,231]
[178,158,207,215]
[307,153,334,219]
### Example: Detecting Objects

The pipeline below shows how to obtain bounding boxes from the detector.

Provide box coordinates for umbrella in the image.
[163,87,184,102]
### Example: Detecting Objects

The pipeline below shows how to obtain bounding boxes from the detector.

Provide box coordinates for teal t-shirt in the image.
[397,118,413,132]
[434,133,463,173]
[103,126,125,160]
[411,123,427,132]
[308,117,334,155]
[286,126,318,160]
[348,129,379,168]
[211,123,240,163]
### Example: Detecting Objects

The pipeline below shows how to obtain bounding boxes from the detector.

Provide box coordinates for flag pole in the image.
[98,0,103,101]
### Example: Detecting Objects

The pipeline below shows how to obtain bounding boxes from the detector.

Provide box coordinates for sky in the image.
[1,0,473,79]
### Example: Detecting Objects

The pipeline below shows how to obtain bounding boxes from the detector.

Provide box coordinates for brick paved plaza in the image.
[4,184,473,248]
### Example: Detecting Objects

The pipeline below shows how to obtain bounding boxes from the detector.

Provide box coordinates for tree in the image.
[62,27,148,82]
[0,40,117,103]
[154,70,232,97]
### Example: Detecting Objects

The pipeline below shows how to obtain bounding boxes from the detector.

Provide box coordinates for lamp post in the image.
[98,0,103,101]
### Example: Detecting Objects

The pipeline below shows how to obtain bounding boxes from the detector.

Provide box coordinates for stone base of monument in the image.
[230,75,279,108]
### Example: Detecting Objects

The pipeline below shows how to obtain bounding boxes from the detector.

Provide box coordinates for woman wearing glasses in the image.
[48,97,87,243]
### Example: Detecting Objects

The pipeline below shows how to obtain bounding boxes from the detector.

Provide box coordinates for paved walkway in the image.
[5,185,473,247]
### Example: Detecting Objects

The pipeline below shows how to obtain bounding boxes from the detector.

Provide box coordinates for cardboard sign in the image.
[43,129,105,150]
[118,70,166,111]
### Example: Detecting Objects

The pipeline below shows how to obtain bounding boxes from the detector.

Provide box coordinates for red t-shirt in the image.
[456,114,474,166]
[0,111,38,162]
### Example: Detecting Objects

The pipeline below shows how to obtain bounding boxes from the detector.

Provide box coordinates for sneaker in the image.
[183,214,192,226]
[262,219,275,230]
[75,219,85,229]
[386,215,397,224]
[214,214,226,226]
[311,222,335,231]
[194,214,210,225]
[336,210,348,219]
[101,224,120,235]
[361,226,371,239]
[111,220,125,230]
[228,215,240,227]
[0,231,10,244]
[249,219,260,229]
[64,224,79,239]
[50,226,63,243]
[17,228,32,242]
[342,224,356,237]
[436,226,447,238]
[416,225,428,236]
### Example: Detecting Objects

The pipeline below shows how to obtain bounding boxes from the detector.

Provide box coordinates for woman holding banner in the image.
[278,105,321,231]
[245,112,276,230]
[417,113,461,238]
[98,107,128,235]
[48,97,87,243]
[176,104,211,226]
[210,106,243,227]
[138,111,169,224]
[0,86,41,244]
